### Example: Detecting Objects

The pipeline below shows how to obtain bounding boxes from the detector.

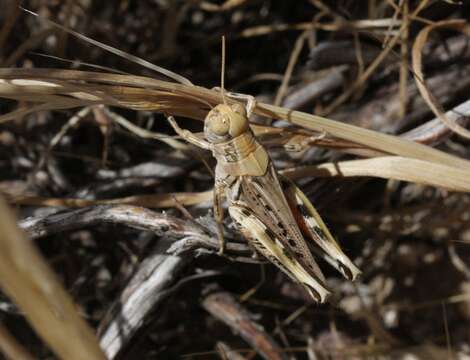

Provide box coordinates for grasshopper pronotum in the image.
[166,41,360,303]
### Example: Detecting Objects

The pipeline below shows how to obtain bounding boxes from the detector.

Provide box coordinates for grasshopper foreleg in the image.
[211,88,257,118]
[166,116,212,150]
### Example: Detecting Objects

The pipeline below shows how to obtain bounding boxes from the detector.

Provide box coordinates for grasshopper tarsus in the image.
[211,88,257,118]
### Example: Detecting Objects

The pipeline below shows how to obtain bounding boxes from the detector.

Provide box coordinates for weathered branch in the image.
[19,204,207,239]
[98,238,191,359]
[19,205,252,255]
[202,290,289,360]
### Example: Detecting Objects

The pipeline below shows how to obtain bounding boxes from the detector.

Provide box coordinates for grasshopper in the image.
[166,96,361,302]
[166,38,360,302]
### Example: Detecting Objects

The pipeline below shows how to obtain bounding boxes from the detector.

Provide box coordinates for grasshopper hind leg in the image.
[229,203,331,303]
[281,177,361,281]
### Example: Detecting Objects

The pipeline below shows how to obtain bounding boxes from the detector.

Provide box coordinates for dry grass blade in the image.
[200,0,248,12]
[0,195,106,359]
[5,191,213,209]
[399,0,409,117]
[412,19,470,139]
[239,18,401,38]
[0,69,211,120]
[1,68,470,186]
[104,107,189,150]
[21,8,193,86]
[0,100,99,124]
[256,103,470,170]
[282,156,470,192]
[273,30,309,107]
[5,153,470,211]
[0,322,35,360]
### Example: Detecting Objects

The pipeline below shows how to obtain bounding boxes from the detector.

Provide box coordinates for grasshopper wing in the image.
[229,204,331,302]
[236,164,334,301]
[282,177,361,281]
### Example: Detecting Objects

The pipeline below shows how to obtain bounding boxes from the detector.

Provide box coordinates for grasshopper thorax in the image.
[204,103,249,143]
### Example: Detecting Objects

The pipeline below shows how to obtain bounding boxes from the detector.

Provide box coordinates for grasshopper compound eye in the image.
[206,110,230,137]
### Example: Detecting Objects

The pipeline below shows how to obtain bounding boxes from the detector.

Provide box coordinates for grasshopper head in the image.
[204,103,249,143]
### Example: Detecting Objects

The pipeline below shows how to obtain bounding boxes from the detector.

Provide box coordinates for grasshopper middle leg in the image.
[213,181,227,255]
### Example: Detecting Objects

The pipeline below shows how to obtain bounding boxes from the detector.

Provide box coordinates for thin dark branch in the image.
[202,290,289,360]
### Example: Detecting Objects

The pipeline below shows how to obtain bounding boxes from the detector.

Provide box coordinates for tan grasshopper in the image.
[166,39,360,302]
[167,94,361,302]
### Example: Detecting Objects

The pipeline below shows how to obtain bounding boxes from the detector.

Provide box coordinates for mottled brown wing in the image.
[239,162,328,288]
[229,204,330,302]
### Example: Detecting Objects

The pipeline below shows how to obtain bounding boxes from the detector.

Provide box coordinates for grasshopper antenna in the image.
[220,36,227,105]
